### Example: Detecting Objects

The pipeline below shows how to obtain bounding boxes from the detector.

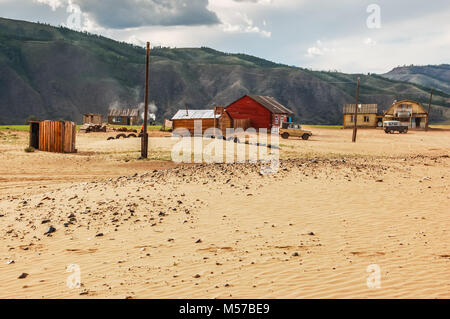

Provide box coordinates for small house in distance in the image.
[226,95,294,130]
[171,107,235,135]
[383,100,428,128]
[171,109,218,135]
[29,120,77,153]
[108,108,139,126]
[83,113,102,125]
[343,104,382,128]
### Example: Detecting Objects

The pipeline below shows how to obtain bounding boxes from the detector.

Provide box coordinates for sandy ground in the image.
[0,128,449,298]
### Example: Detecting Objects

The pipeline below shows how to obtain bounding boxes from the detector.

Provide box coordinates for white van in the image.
[383,121,409,134]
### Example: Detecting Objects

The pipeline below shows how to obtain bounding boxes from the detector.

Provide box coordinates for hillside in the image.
[1,17,449,125]
[382,65,450,95]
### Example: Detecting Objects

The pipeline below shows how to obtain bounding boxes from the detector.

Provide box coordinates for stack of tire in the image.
[107,133,139,140]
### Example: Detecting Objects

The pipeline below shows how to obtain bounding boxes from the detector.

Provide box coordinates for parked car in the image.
[383,121,409,134]
[280,123,312,140]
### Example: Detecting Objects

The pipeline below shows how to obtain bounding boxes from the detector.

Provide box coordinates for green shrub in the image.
[24,146,35,153]
[25,115,37,124]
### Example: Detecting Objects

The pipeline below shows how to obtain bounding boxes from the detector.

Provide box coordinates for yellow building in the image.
[343,104,382,128]
[383,100,428,129]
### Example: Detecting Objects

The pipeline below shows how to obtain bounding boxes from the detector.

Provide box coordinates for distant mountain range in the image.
[381,64,450,95]
[0,17,449,125]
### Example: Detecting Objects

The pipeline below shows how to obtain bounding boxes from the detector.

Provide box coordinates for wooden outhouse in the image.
[83,113,102,125]
[29,121,77,153]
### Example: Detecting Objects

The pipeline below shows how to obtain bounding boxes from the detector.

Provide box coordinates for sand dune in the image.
[0,128,449,298]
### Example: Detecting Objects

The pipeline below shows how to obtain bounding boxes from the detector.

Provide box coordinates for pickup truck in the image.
[383,121,409,134]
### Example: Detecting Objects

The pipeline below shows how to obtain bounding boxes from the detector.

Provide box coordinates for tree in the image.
[25,115,37,124]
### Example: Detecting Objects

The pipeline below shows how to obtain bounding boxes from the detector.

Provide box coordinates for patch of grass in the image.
[0,125,29,131]
[24,146,35,152]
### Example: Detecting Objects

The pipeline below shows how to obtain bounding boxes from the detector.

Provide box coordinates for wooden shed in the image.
[108,108,140,126]
[29,121,77,153]
[171,110,218,135]
[83,113,102,125]
[171,108,236,135]
[383,100,428,128]
[226,95,294,130]
[214,106,234,133]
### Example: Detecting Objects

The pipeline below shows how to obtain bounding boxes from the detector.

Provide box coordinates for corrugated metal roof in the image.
[171,110,218,120]
[343,104,378,114]
[249,96,294,115]
[108,108,139,117]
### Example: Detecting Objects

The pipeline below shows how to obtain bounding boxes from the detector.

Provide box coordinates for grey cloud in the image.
[0,0,68,26]
[74,0,220,28]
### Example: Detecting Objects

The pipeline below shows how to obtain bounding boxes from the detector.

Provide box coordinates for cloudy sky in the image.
[1,0,449,73]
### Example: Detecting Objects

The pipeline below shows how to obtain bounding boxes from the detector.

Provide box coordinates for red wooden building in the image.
[226,95,294,130]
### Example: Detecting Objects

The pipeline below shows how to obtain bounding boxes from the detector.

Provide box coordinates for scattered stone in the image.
[95,233,104,237]
[5,259,15,265]
[195,239,202,243]
[41,219,51,224]
[193,274,201,278]
[18,273,28,279]
[292,252,299,257]
[44,226,56,235]
[308,232,315,236]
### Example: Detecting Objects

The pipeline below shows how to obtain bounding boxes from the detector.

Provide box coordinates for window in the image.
[274,115,279,124]
[350,115,355,122]
[364,116,370,122]
[113,116,122,123]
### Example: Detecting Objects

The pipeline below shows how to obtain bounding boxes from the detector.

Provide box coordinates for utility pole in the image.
[141,42,150,158]
[425,88,433,131]
[352,77,360,143]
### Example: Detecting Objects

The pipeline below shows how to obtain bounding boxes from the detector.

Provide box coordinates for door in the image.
[30,122,39,149]
[415,117,421,128]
